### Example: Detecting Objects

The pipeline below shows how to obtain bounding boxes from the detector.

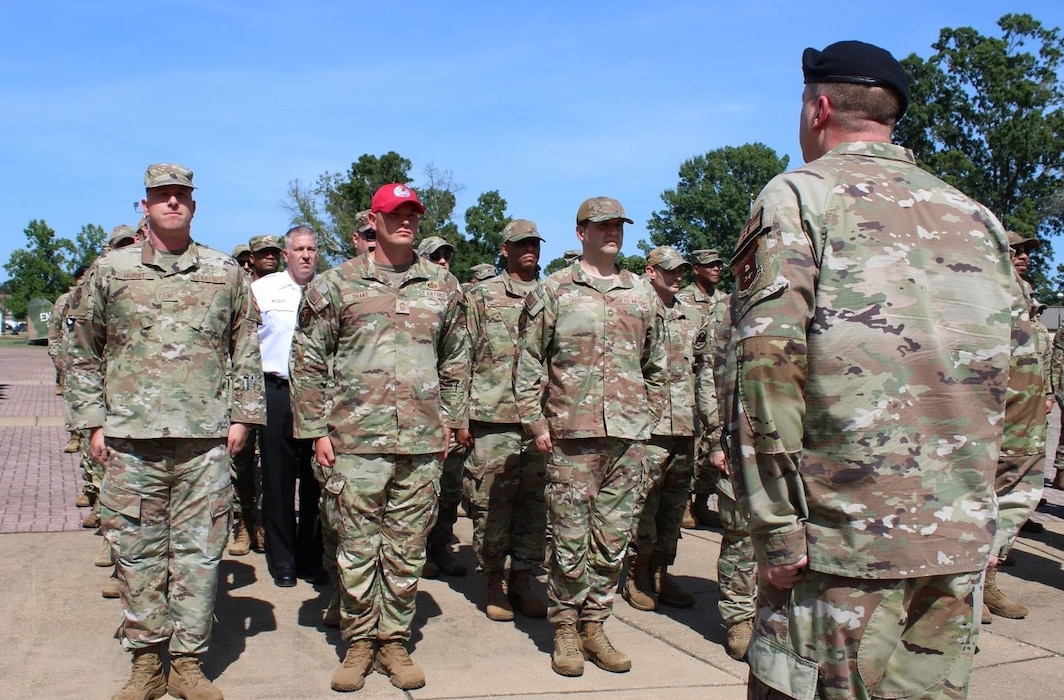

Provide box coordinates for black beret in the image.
[802,40,910,117]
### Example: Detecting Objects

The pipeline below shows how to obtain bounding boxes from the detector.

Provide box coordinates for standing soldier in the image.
[290,183,469,692]
[468,263,497,287]
[464,219,548,622]
[109,225,138,250]
[725,41,1042,699]
[67,163,265,700]
[228,241,258,556]
[248,234,283,281]
[514,197,666,677]
[676,248,727,528]
[623,246,703,614]
[352,209,376,257]
[231,243,254,277]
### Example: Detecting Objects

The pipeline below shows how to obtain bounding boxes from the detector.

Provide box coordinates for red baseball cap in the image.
[371,183,425,214]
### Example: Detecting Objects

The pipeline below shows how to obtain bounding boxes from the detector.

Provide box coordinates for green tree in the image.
[456,190,511,280]
[2,220,76,318]
[74,224,106,270]
[895,13,1064,297]
[645,143,789,287]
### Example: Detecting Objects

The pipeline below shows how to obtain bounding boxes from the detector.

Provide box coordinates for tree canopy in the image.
[895,13,1064,297]
[2,220,77,318]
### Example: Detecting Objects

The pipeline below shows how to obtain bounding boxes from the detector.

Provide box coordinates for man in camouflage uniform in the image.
[464,219,548,622]
[724,42,1043,700]
[676,248,728,528]
[514,196,666,677]
[231,242,253,277]
[623,246,703,615]
[67,163,265,700]
[290,183,469,692]
[109,225,138,250]
[352,209,376,257]
[50,265,87,448]
[468,262,497,286]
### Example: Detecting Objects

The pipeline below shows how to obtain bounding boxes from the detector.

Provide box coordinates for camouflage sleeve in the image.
[993,271,1048,556]
[65,263,108,430]
[730,203,813,569]
[47,292,68,363]
[466,284,484,343]
[228,270,265,426]
[513,285,553,438]
[693,317,720,444]
[290,277,338,440]
[437,289,470,429]
[641,301,668,429]
[1053,325,1064,404]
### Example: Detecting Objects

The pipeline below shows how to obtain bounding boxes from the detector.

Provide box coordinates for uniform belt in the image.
[265,373,289,387]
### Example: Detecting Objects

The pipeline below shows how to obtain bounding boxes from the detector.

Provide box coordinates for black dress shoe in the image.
[299,569,330,585]
[274,574,297,588]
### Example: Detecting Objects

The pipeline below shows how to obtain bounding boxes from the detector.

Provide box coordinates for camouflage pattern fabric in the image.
[47,287,74,372]
[747,570,981,700]
[464,273,546,573]
[100,437,232,654]
[715,489,756,626]
[325,453,440,642]
[632,435,693,562]
[311,458,339,581]
[289,254,469,454]
[229,426,258,523]
[677,283,728,495]
[1052,324,1064,473]
[724,141,1042,695]
[545,437,644,626]
[513,262,666,441]
[429,441,467,546]
[79,428,105,495]
[65,239,265,438]
[464,423,547,575]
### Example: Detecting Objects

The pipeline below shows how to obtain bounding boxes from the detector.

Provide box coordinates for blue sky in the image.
[2,1,1062,277]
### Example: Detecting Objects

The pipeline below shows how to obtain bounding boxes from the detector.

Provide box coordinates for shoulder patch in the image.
[304,279,330,314]
[734,207,766,298]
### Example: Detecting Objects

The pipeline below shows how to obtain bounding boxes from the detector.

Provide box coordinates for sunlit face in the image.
[142,185,195,235]
[577,219,624,258]
[284,232,318,285]
[502,238,540,274]
[1011,245,1034,276]
[694,261,722,287]
[646,264,685,297]
[374,203,421,249]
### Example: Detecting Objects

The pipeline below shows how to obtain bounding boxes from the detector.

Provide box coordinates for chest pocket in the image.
[484,301,519,359]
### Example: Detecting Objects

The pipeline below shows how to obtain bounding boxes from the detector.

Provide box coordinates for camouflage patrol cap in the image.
[249,234,283,253]
[576,197,633,225]
[108,225,137,248]
[470,263,497,281]
[136,215,149,233]
[355,209,373,234]
[646,246,691,271]
[563,249,582,262]
[417,236,454,257]
[802,40,910,117]
[231,243,251,258]
[691,248,723,265]
[1007,231,1039,249]
[144,163,195,189]
[502,219,544,243]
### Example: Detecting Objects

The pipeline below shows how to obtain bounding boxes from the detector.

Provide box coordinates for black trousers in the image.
[261,374,323,579]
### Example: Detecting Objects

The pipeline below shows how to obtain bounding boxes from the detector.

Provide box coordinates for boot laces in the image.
[173,657,211,687]
[558,625,580,655]
[344,641,373,667]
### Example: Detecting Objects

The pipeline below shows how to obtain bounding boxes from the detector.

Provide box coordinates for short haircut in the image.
[807,82,903,129]
[284,225,317,248]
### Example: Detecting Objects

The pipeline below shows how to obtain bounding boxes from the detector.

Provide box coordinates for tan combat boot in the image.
[323,588,341,628]
[580,621,631,673]
[374,641,425,690]
[167,654,223,700]
[508,568,547,618]
[725,619,753,660]
[551,622,584,677]
[485,573,515,621]
[95,537,114,567]
[82,494,100,529]
[621,553,657,611]
[681,499,697,529]
[112,644,165,700]
[75,491,91,508]
[653,555,694,608]
[102,568,121,599]
[1053,468,1064,490]
[331,639,374,692]
[63,432,81,454]
[428,541,467,576]
[984,566,1028,619]
[980,603,993,624]
[227,519,251,557]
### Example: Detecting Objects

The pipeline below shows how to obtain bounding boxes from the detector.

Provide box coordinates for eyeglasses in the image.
[359,231,376,241]
[429,249,453,263]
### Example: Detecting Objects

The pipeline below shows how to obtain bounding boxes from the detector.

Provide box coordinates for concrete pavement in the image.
[1,342,1063,699]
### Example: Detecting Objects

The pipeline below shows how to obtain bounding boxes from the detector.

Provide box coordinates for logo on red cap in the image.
[371,183,426,214]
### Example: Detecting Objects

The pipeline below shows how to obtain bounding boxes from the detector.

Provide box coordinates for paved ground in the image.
[1,343,1063,699]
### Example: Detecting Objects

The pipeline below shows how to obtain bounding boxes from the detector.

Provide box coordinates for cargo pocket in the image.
[99,482,142,521]
[324,472,346,496]
[207,483,233,520]
[747,634,819,700]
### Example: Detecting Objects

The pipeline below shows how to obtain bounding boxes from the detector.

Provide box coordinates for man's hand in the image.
[456,428,474,449]
[227,423,249,455]
[533,431,553,454]
[1046,398,1054,415]
[442,427,453,460]
[89,427,110,464]
[761,555,808,590]
[710,449,728,475]
[315,436,336,468]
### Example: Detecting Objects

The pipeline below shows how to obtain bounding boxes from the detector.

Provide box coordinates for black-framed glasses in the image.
[360,230,376,241]
[430,249,453,263]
